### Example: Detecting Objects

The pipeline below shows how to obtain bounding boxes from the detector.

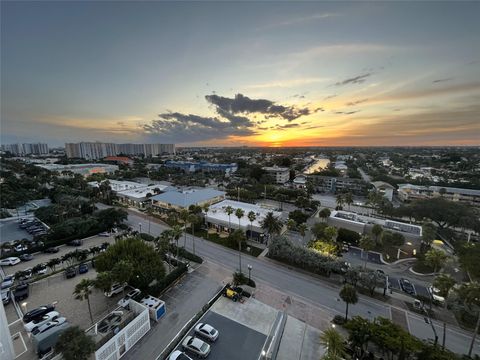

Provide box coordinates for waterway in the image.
[304,158,330,174]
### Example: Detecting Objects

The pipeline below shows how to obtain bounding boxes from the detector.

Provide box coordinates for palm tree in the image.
[339,284,358,321]
[46,258,61,272]
[188,214,198,255]
[335,193,345,209]
[344,192,353,210]
[359,235,375,269]
[247,211,256,241]
[456,282,480,357]
[425,249,448,273]
[225,206,234,233]
[320,328,346,360]
[287,219,296,231]
[235,208,245,272]
[260,212,283,245]
[74,279,95,323]
[179,209,190,248]
[203,204,210,240]
[298,223,308,242]
[171,224,183,260]
[371,224,383,246]
[433,274,456,349]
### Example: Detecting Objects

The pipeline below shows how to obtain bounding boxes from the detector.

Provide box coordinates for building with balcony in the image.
[262,166,290,184]
[398,184,480,207]
[308,175,368,195]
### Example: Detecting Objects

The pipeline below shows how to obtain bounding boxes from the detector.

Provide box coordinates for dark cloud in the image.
[324,94,337,100]
[334,110,360,115]
[432,78,453,84]
[335,73,372,86]
[143,111,256,143]
[205,93,312,121]
[275,123,301,130]
[345,98,369,106]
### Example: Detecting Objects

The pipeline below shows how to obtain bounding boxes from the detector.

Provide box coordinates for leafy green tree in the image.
[320,328,346,360]
[457,242,480,279]
[339,284,358,321]
[324,226,338,242]
[46,258,61,272]
[286,219,296,231]
[95,238,165,291]
[288,210,309,225]
[337,228,361,246]
[95,271,113,292]
[311,222,328,240]
[95,208,128,230]
[456,281,480,357]
[344,316,372,355]
[318,208,331,223]
[73,279,95,323]
[417,344,460,360]
[359,235,375,269]
[425,249,448,273]
[112,260,134,296]
[371,224,383,245]
[56,326,96,360]
[422,223,437,247]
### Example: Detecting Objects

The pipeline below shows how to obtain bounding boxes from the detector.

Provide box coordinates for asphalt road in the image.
[121,208,479,356]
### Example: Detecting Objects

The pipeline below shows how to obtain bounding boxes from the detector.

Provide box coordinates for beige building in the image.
[262,166,290,184]
[398,184,480,207]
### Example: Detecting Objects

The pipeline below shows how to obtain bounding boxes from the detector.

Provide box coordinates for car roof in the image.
[190,337,205,348]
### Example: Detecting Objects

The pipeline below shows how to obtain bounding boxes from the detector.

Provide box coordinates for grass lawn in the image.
[196,229,263,257]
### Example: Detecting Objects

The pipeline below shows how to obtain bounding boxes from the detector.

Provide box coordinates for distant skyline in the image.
[1,1,479,147]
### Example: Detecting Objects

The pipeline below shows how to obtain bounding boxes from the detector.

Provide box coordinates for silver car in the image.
[31,317,67,335]
[182,336,211,358]
[194,323,219,342]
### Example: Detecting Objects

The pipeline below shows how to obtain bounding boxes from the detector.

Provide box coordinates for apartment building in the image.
[308,175,369,195]
[262,166,290,184]
[164,160,238,174]
[1,143,49,155]
[65,142,175,159]
[398,183,480,207]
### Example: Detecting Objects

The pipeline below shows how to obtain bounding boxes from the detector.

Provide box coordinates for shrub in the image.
[149,264,188,296]
[139,233,155,242]
[337,228,361,246]
[171,246,203,263]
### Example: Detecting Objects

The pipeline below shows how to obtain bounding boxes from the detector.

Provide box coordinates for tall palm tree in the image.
[320,328,346,360]
[203,204,210,240]
[298,223,308,243]
[260,212,283,245]
[225,206,234,233]
[433,274,456,349]
[188,214,198,255]
[425,249,448,273]
[179,209,190,248]
[74,279,95,323]
[339,284,358,321]
[359,235,375,269]
[336,193,345,209]
[344,192,353,210]
[247,211,256,241]
[319,208,331,223]
[171,224,183,260]
[456,281,480,357]
[235,209,245,272]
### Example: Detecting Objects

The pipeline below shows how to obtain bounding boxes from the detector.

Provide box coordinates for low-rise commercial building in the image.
[36,163,119,177]
[398,184,480,207]
[206,200,282,243]
[262,166,290,184]
[151,188,226,212]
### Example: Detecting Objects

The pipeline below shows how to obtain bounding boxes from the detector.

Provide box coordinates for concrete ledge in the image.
[408,267,436,277]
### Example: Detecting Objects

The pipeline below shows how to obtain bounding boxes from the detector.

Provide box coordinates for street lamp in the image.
[139,222,142,234]
[247,264,253,282]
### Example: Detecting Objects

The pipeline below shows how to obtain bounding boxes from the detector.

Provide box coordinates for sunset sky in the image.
[1,1,479,147]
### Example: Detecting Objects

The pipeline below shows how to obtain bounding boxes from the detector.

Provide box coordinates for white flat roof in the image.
[207,200,282,229]
[117,184,173,199]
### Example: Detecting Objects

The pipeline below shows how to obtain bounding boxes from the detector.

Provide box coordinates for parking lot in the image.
[171,296,277,360]
[0,218,34,244]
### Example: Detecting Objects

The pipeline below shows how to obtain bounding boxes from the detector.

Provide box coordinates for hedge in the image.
[171,245,203,264]
[149,264,188,296]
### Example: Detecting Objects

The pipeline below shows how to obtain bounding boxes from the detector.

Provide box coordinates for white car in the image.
[182,336,211,358]
[104,283,125,297]
[118,288,141,308]
[0,257,21,266]
[31,317,67,335]
[1,275,15,290]
[168,350,193,360]
[24,311,60,332]
[194,323,219,342]
[14,245,28,252]
[428,286,445,303]
[34,264,47,275]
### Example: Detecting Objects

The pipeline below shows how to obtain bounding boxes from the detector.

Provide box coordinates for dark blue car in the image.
[78,263,89,274]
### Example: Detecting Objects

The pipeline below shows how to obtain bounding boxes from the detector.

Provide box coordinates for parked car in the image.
[23,304,56,323]
[182,336,211,358]
[105,283,125,297]
[1,289,11,305]
[64,267,76,279]
[68,240,82,246]
[400,278,416,295]
[428,286,445,303]
[194,323,219,342]
[31,317,67,335]
[20,254,34,261]
[24,311,60,332]
[1,275,15,290]
[118,288,141,308]
[78,263,89,274]
[17,268,33,281]
[14,245,28,252]
[0,257,21,266]
[167,350,193,360]
[43,247,59,254]
[33,264,48,275]
[98,232,110,237]
[14,283,29,301]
